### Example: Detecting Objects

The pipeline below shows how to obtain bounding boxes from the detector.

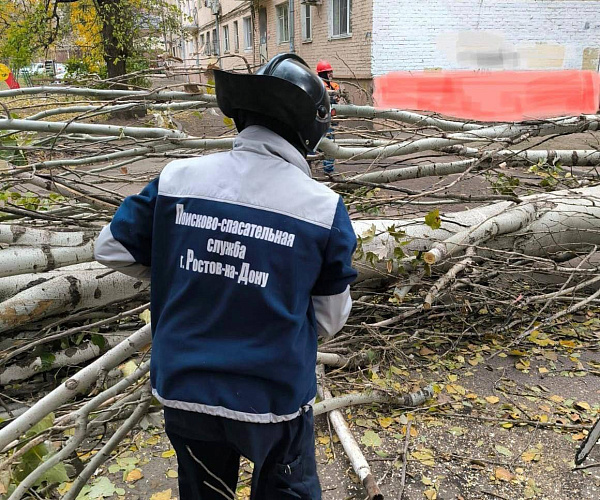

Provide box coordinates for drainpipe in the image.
[215,14,222,68]
[289,0,295,53]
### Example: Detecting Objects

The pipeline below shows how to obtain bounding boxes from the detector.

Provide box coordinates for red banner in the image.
[374,70,600,122]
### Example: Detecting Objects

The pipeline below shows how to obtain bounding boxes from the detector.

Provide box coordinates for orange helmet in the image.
[316,60,333,73]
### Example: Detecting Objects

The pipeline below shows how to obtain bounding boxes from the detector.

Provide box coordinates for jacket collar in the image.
[233,126,311,178]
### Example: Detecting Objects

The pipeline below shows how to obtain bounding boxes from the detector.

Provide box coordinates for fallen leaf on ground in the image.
[150,489,172,500]
[424,488,437,499]
[495,467,515,481]
[361,430,382,448]
[411,448,435,466]
[378,417,394,428]
[495,444,513,457]
[125,469,143,483]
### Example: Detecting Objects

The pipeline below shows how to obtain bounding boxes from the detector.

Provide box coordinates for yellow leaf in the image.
[575,401,591,411]
[550,395,564,403]
[318,436,330,445]
[538,414,549,423]
[145,436,160,446]
[572,432,586,441]
[494,467,514,482]
[125,469,143,483]
[522,451,541,462]
[509,349,528,357]
[139,309,151,325]
[560,340,577,348]
[166,469,178,478]
[57,482,72,495]
[161,449,176,458]
[538,367,549,374]
[378,417,394,429]
[485,396,500,404]
[424,488,437,499]
[447,374,458,382]
[411,448,435,467]
[501,422,513,429]
[466,393,478,400]
[446,384,466,395]
[150,489,172,500]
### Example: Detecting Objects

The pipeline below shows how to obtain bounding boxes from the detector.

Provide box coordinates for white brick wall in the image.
[372,0,600,75]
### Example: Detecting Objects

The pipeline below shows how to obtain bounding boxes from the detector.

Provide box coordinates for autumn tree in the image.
[0,0,184,82]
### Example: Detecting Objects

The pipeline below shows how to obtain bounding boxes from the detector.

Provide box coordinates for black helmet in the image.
[214,54,331,153]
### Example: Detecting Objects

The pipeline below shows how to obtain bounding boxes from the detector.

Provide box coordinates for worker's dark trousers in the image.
[164,407,322,500]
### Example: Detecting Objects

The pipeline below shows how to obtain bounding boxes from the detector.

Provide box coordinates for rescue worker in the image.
[316,60,340,173]
[94,53,357,500]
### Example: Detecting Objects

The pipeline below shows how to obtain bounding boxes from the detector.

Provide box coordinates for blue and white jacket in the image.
[94,126,357,423]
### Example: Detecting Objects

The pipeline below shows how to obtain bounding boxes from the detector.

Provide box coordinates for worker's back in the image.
[137,126,356,422]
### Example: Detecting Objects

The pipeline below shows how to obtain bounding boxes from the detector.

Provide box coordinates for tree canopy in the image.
[0,0,185,80]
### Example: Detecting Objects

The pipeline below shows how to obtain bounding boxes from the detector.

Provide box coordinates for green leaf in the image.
[86,476,119,498]
[39,352,55,371]
[361,430,382,448]
[494,444,513,457]
[27,412,55,437]
[424,209,441,230]
[90,334,106,349]
[37,461,69,486]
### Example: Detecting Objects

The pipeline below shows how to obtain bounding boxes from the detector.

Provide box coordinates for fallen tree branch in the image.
[0,324,151,450]
[316,365,383,500]
[424,247,476,309]
[313,385,433,416]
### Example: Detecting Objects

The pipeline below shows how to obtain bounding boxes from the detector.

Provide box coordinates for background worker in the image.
[316,60,344,174]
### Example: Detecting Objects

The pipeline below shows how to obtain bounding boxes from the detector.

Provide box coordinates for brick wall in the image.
[256,0,373,103]
[195,0,255,72]
[372,0,600,75]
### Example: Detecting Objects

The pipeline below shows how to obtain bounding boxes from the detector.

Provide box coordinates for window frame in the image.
[330,0,351,39]
[233,20,240,52]
[212,28,219,56]
[222,24,230,53]
[243,16,253,51]
[276,3,290,45]
[301,4,312,42]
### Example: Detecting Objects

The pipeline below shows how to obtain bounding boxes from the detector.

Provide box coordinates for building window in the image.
[212,28,219,55]
[223,25,230,53]
[331,0,351,38]
[233,21,240,52]
[276,3,289,44]
[301,4,312,42]
[206,31,211,56]
[200,34,205,54]
[243,16,253,50]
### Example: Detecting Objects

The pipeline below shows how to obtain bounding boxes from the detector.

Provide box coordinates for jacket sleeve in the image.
[93,178,159,280]
[311,196,357,338]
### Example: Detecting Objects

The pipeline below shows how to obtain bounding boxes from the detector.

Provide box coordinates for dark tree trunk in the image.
[95,0,129,89]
